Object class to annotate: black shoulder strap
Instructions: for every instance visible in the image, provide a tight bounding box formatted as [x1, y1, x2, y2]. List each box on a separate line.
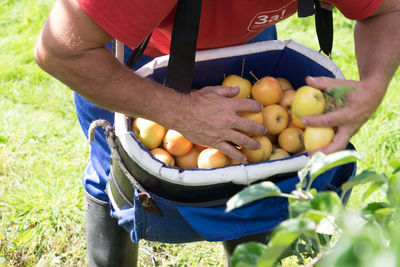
[126, 0, 202, 94]
[164, 0, 202, 93]
[298, 0, 333, 57]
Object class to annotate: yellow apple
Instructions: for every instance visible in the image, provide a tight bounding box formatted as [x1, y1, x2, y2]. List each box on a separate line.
[276, 77, 294, 91]
[269, 148, 291, 160]
[198, 148, 230, 169]
[163, 129, 193, 157]
[251, 76, 283, 106]
[304, 127, 335, 152]
[175, 147, 200, 169]
[262, 104, 289, 135]
[150, 148, 175, 167]
[291, 86, 326, 118]
[278, 127, 304, 154]
[242, 135, 272, 163]
[132, 117, 166, 150]
[279, 89, 296, 108]
[222, 74, 252, 99]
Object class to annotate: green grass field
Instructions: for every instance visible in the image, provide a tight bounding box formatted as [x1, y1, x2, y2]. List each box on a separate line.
[1, 0, 399, 266]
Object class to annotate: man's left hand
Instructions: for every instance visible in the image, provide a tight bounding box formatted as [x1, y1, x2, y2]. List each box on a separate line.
[301, 76, 386, 154]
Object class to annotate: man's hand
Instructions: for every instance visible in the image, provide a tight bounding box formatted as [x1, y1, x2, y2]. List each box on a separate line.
[302, 76, 385, 154]
[176, 86, 266, 162]
[305, 0, 400, 155]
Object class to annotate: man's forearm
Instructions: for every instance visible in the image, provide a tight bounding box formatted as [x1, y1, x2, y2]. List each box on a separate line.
[354, 3, 400, 91]
[34, 0, 187, 129]
[35, 38, 187, 129]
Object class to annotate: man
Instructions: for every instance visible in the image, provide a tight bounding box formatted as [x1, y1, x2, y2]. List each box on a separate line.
[35, 0, 400, 266]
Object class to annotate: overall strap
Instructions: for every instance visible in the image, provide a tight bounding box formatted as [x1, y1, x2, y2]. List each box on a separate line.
[126, 0, 202, 94]
[298, 0, 334, 57]
[165, 0, 202, 93]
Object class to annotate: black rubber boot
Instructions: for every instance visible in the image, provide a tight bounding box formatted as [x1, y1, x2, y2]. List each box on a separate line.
[85, 193, 138, 267]
[222, 231, 271, 267]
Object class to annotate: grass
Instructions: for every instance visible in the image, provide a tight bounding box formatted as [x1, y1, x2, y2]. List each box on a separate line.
[0, 1, 399, 266]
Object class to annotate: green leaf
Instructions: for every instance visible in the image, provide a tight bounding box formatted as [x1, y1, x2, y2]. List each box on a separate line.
[389, 159, 400, 173]
[310, 191, 343, 216]
[289, 200, 312, 218]
[309, 150, 362, 181]
[325, 85, 356, 107]
[341, 170, 388, 192]
[257, 218, 316, 266]
[303, 209, 328, 223]
[257, 231, 299, 267]
[387, 172, 400, 206]
[374, 207, 395, 225]
[362, 182, 386, 201]
[362, 202, 390, 221]
[230, 242, 268, 267]
[225, 181, 282, 213]
[275, 217, 316, 234]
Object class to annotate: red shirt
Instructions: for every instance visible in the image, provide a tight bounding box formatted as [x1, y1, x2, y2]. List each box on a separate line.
[78, 0, 382, 58]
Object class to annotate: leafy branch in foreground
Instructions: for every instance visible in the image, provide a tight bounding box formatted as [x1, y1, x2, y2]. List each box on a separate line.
[226, 150, 400, 267]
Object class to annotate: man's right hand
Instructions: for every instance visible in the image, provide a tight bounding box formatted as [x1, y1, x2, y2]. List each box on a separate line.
[174, 86, 266, 162]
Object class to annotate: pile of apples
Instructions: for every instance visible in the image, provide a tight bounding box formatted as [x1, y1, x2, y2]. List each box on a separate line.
[131, 74, 334, 170]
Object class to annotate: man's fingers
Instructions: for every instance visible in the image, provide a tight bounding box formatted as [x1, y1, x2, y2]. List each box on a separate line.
[227, 130, 262, 150]
[302, 108, 350, 127]
[305, 76, 347, 90]
[202, 85, 241, 98]
[233, 117, 266, 136]
[234, 98, 264, 113]
[216, 141, 248, 162]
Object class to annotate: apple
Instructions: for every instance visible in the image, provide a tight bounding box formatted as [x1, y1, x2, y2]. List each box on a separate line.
[175, 147, 200, 169]
[242, 135, 272, 163]
[304, 127, 335, 152]
[222, 74, 252, 99]
[279, 89, 296, 108]
[150, 148, 175, 167]
[290, 112, 306, 129]
[262, 104, 289, 135]
[291, 86, 326, 118]
[269, 148, 290, 160]
[230, 157, 248, 165]
[197, 148, 230, 169]
[132, 117, 166, 150]
[251, 76, 283, 106]
[276, 77, 294, 91]
[163, 129, 193, 156]
[278, 127, 304, 154]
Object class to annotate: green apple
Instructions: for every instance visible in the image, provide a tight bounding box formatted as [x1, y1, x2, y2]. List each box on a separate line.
[292, 86, 326, 118]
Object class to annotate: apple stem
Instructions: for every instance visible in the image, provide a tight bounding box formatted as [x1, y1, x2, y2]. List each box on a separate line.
[241, 58, 245, 78]
[249, 71, 259, 81]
